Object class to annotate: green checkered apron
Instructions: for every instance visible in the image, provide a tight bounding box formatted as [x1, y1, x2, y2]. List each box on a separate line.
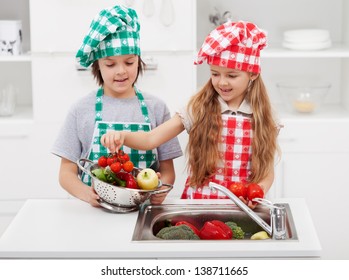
[81, 87, 157, 185]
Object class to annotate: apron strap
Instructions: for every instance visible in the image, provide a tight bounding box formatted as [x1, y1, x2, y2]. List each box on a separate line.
[95, 88, 103, 122]
[134, 87, 151, 124]
[94, 87, 150, 123]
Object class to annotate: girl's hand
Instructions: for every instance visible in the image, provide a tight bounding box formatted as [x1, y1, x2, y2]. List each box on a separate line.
[100, 131, 125, 153]
[239, 196, 258, 210]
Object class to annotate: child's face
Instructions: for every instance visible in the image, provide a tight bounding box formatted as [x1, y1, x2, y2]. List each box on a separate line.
[210, 65, 253, 110]
[98, 55, 139, 97]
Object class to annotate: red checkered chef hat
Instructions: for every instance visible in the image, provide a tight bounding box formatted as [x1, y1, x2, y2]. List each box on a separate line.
[195, 21, 267, 73]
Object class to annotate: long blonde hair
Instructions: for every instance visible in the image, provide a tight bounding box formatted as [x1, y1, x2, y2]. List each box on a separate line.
[186, 75, 279, 186]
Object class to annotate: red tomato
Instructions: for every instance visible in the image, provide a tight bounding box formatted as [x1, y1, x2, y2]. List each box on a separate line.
[97, 156, 108, 168]
[118, 150, 130, 163]
[110, 162, 122, 174]
[122, 161, 134, 172]
[107, 157, 114, 166]
[227, 182, 247, 199]
[107, 154, 118, 166]
[246, 183, 264, 201]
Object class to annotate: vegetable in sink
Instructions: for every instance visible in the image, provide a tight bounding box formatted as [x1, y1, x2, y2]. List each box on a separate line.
[175, 221, 200, 236]
[156, 225, 200, 240]
[155, 219, 248, 240]
[199, 220, 233, 240]
[225, 221, 245, 239]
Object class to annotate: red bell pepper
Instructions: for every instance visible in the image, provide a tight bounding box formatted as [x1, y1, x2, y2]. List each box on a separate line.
[199, 220, 233, 240]
[175, 221, 200, 236]
[117, 172, 139, 189]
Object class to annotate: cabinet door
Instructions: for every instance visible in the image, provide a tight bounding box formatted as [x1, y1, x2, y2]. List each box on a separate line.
[31, 55, 96, 122]
[29, 0, 117, 52]
[30, 0, 195, 52]
[0, 123, 68, 200]
[274, 119, 349, 259]
[136, 53, 195, 113]
[276, 152, 349, 259]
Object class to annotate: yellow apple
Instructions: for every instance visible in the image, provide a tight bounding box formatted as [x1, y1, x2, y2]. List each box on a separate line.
[250, 231, 270, 240]
[136, 168, 159, 190]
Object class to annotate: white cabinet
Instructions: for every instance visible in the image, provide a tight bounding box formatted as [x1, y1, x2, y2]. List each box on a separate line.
[0, 123, 66, 199]
[31, 54, 96, 122]
[275, 120, 349, 259]
[0, 0, 33, 134]
[29, 0, 119, 53]
[30, 0, 195, 52]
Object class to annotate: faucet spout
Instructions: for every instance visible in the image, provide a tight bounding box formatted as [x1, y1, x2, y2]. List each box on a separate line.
[209, 182, 286, 240]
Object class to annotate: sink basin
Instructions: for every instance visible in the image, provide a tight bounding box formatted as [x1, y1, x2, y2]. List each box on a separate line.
[132, 203, 298, 241]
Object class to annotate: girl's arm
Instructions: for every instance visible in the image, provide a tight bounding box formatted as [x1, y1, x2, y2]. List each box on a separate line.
[59, 158, 100, 207]
[257, 167, 275, 195]
[241, 168, 275, 209]
[101, 114, 185, 153]
[150, 159, 176, 205]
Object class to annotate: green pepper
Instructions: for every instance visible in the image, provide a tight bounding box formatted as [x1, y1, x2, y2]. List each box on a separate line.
[103, 168, 126, 187]
[91, 168, 107, 182]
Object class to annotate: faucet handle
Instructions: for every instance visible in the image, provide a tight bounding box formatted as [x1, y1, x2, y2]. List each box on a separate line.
[253, 198, 285, 210]
[252, 198, 273, 206]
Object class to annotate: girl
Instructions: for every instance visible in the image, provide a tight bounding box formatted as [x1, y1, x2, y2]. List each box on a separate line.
[51, 5, 182, 207]
[101, 21, 280, 208]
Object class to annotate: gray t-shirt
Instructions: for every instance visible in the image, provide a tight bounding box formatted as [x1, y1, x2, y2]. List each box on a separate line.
[51, 90, 183, 165]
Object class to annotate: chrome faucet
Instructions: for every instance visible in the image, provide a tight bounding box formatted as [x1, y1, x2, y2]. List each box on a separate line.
[209, 182, 287, 240]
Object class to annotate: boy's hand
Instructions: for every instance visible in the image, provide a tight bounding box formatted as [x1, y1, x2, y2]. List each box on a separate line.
[100, 131, 124, 153]
[86, 187, 100, 207]
[149, 172, 168, 205]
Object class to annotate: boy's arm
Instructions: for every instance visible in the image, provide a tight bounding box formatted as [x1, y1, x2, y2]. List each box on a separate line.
[150, 159, 176, 205]
[59, 158, 100, 207]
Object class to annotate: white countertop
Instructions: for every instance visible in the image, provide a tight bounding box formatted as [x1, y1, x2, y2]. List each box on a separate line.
[0, 198, 321, 259]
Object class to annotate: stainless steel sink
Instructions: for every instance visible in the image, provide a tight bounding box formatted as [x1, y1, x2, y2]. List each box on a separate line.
[132, 203, 298, 241]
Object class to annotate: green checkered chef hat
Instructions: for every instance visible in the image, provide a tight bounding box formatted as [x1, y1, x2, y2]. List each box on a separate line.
[76, 5, 140, 68]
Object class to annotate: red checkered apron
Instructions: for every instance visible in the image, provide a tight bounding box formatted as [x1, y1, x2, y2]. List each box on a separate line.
[181, 114, 253, 199]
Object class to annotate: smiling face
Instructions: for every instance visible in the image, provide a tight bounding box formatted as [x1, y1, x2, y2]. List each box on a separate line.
[98, 54, 139, 98]
[210, 65, 258, 110]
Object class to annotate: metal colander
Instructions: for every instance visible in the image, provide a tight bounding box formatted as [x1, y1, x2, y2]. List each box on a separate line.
[77, 159, 173, 212]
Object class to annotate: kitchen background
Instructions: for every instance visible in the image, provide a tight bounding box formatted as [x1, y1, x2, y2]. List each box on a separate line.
[0, 0, 348, 259]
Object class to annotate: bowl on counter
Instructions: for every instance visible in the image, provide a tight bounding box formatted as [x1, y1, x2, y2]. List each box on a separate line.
[276, 81, 331, 113]
[77, 158, 173, 213]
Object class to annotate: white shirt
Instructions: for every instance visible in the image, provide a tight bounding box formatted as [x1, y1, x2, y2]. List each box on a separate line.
[177, 96, 253, 133]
